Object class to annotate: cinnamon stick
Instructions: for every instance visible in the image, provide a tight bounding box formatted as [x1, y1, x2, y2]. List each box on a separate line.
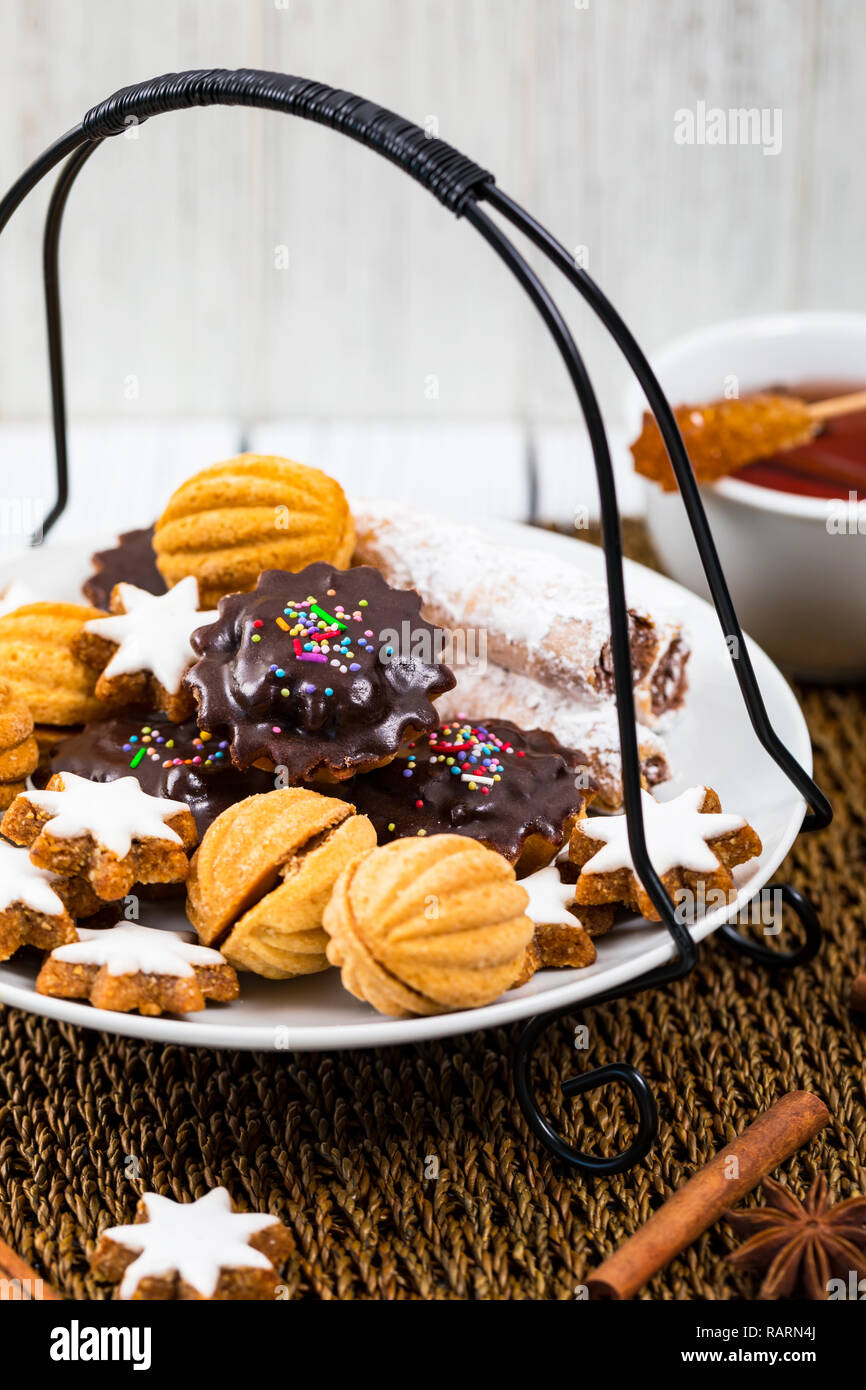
[0, 1234, 60, 1300]
[850, 974, 866, 1014]
[586, 1090, 830, 1300]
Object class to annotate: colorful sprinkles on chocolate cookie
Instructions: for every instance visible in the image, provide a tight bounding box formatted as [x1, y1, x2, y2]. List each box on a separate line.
[335, 716, 595, 874]
[48, 713, 275, 836]
[123, 723, 229, 772]
[428, 721, 513, 792]
[185, 565, 456, 781]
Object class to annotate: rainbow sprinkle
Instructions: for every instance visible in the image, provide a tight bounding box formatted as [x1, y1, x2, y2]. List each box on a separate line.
[265, 589, 373, 703]
[122, 722, 230, 772]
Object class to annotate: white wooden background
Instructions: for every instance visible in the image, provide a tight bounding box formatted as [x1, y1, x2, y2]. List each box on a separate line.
[0, 0, 863, 538]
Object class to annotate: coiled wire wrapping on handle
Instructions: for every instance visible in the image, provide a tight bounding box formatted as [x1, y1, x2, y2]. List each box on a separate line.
[81, 68, 494, 212]
[0, 68, 831, 1173]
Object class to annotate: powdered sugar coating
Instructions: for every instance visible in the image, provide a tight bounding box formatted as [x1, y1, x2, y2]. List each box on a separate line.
[101, 1188, 279, 1299]
[84, 576, 218, 694]
[50, 921, 228, 978]
[23, 772, 187, 857]
[353, 498, 627, 700]
[0, 839, 66, 917]
[576, 786, 747, 877]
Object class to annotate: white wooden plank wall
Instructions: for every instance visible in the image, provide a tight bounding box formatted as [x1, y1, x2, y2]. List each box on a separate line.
[0, 0, 861, 533]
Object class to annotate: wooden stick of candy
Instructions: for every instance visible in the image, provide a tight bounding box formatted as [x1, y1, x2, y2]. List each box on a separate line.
[586, 1090, 830, 1300]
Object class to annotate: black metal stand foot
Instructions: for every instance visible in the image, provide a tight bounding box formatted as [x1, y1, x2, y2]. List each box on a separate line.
[515, 882, 823, 1175]
[719, 881, 822, 970]
[514, 1006, 658, 1175]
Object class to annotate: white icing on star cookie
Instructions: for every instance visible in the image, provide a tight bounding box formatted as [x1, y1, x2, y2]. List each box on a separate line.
[49, 922, 228, 978]
[83, 576, 218, 695]
[0, 839, 66, 917]
[24, 773, 188, 858]
[102, 1188, 280, 1299]
[576, 786, 747, 877]
[521, 864, 580, 927]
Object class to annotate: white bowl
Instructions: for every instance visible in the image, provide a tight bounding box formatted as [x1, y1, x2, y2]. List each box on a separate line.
[623, 312, 866, 680]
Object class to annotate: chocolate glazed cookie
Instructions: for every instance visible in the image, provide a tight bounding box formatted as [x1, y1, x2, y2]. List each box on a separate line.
[185, 565, 456, 781]
[83, 526, 166, 610]
[47, 712, 275, 836]
[330, 717, 596, 876]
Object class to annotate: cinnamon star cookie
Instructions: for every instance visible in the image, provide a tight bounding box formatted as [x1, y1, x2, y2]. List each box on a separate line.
[36, 921, 238, 1016]
[2, 772, 197, 900]
[90, 1189, 293, 1299]
[570, 785, 762, 921]
[74, 577, 218, 722]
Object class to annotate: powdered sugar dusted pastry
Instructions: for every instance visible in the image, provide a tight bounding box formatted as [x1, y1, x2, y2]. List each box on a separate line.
[0, 839, 79, 960]
[437, 661, 669, 812]
[2, 772, 198, 900]
[74, 578, 218, 722]
[36, 922, 239, 1016]
[89, 1188, 293, 1300]
[570, 786, 763, 921]
[352, 499, 689, 721]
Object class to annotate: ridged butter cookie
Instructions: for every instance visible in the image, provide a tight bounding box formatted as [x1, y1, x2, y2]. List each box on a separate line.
[153, 454, 355, 607]
[0, 602, 103, 726]
[323, 835, 534, 1017]
[186, 786, 377, 979]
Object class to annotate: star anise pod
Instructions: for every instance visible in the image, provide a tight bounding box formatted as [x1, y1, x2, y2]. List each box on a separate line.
[726, 1175, 866, 1300]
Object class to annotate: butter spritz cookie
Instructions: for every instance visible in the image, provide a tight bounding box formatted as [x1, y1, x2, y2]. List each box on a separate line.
[0, 678, 39, 810]
[153, 453, 355, 608]
[0, 601, 103, 727]
[323, 835, 534, 1017]
[185, 564, 455, 781]
[36, 921, 239, 1016]
[186, 786, 376, 978]
[73, 577, 218, 722]
[569, 785, 763, 921]
[2, 772, 198, 900]
[89, 1189, 293, 1300]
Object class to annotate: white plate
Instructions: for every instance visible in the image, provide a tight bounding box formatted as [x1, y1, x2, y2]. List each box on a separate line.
[0, 524, 810, 1050]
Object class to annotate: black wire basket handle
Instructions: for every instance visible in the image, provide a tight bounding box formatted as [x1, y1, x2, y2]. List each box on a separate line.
[0, 69, 832, 1176]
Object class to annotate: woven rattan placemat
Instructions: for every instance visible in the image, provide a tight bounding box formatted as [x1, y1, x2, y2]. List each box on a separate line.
[1, 530, 864, 1301]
